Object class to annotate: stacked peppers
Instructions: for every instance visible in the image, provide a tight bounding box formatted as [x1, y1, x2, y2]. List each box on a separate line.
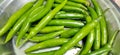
[0, 0, 119, 55]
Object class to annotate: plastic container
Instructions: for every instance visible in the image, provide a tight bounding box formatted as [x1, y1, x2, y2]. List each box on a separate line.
[0, 0, 120, 55]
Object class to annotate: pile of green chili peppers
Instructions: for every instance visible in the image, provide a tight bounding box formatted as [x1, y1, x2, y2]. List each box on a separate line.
[0, 0, 119, 55]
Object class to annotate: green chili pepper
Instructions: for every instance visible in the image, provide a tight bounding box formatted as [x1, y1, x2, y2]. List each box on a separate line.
[39, 26, 64, 33]
[108, 30, 119, 46]
[20, 0, 67, 47]
[80, 16, 95, 55]
[29, 30, 64, 42]
[54, 16, 103, 55]
[0, 1, 35, 37]
[86, 45, 111, 55]
[101, 30, 119, 55]
[53, 4, 89, 15]
[27, 51, 55, 55]
[91, 0, 108, 46]
[5, 5, 44, 43]
[25, 38, 69, 53]
[26, 38, 82, 53]
[48, 19, 85, 28]
[26, 43, 82, 55]
[5, 10, 31, 43]
[16, 0, 54, 46]
[5, 0, 44, 43]
[55, 12, 85, 19]
[60, 28, 80, 38]
[29, 26, 64, 33]
[28, 6, 44, 17]
[88, 7, 101, 50]
[30, 0, 54, 22]
[55, 0, 87, 10]
[32, 0, 44, 9]
[70, 0, 90, 6]
[86, 30, 119, 55]
[56, 11, 66, 14]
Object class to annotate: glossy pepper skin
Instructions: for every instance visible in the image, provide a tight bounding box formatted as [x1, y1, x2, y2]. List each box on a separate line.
[80, 16, 95, 55]
[25, 38, 69, 53]
[5, 3, 44, 43]
[32, 0, 44, 9]
[88, 7, 101, 50]
[53, 4, 89, 15]
[5, 9, 32, 43]
[86, 45, 111, 55]
[55, 0, 87, 10]
[101, 30, 119, 55]
[70, 0, 90, 6]
[55, 12, 85, 19]
[16, 0, 54, 46]
[48, 19, 85, 28]
[0, 1, 35, 37]
[39, 26, 64, 33]
[29, 0, 54, 22]
[29, 26, 64, 33]
[28, 6, 44, 18]
[20, 0, 67, 47]
[26, 38, 82, 54]
[27, 51, 55, 55]
[86, 30, 119, 55]
[91, 0, 108, 47]
[54, 16, 102, 55]
[60, 28, 80, 38]
[29, 30, 64, 42]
